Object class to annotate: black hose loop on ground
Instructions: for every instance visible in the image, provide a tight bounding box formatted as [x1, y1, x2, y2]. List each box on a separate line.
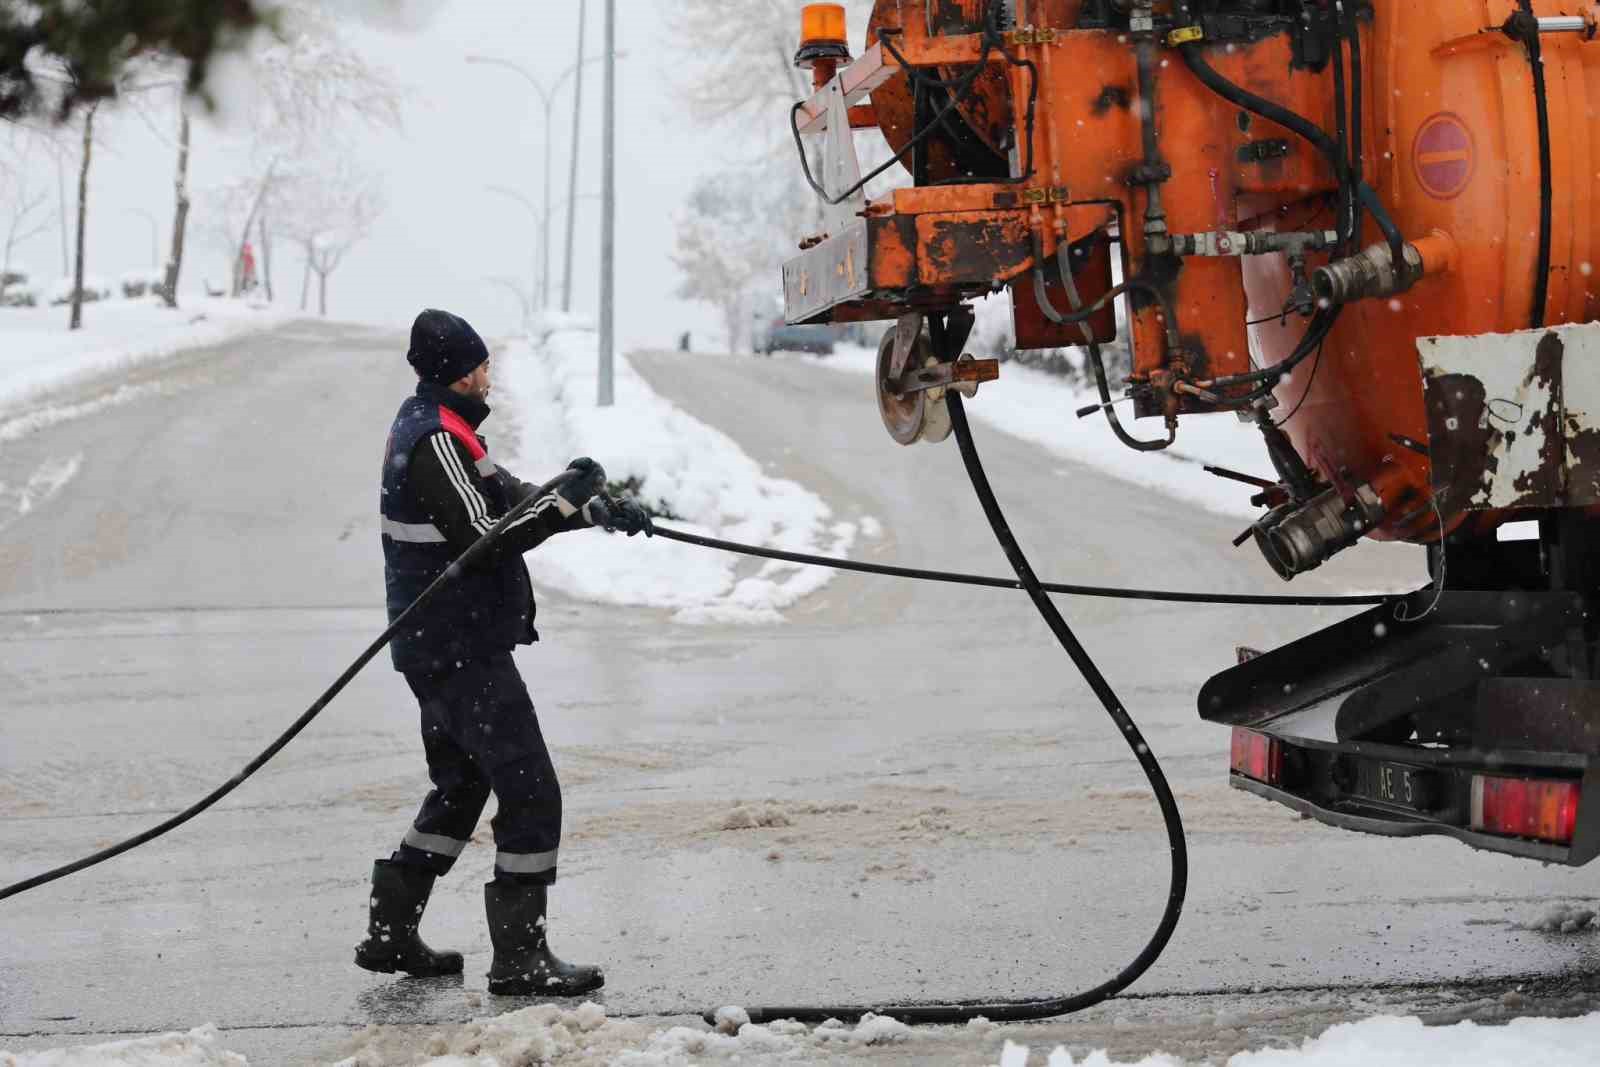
[731, 394, 1188, 1026]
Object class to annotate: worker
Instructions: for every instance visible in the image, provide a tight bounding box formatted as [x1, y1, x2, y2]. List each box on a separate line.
[355, 308, 653, 996]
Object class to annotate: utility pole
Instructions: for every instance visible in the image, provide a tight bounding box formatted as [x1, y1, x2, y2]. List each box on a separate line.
[562, 0, 586, 313]
[598, 0, 616, 407]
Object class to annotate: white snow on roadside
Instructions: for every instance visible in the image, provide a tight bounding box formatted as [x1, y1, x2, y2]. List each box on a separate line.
[795, 342, 1275, 520]
[0, 1025, 248, 1066]
[0, 298, 288, 415]
[0, 453, 81, 531]
[326, 1001, 1600, 1066]
[1518, 902, 1597, 933]
[993, 1013, 1600, 1067]
[495, 324, 853, 624]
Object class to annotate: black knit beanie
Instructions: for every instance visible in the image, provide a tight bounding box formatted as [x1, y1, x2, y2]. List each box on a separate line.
[406, 309, 489, 384]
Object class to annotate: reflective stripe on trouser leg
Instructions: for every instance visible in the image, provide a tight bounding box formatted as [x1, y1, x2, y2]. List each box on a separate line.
[402, 826, 469, 858]
[495, 848, 558, 877]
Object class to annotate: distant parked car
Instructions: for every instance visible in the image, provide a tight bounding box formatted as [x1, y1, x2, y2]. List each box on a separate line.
[756, 318, 837, 356]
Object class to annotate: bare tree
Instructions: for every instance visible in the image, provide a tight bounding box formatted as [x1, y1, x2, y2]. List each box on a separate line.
[223, 2, 400, 298]
[0, 135, 53, 300]
[160, 100, 190, 308]
[68, 102, 96, 330]
[664, 0, 874, 131]
[672, 166, 805, 353]
[278, 160, 385, 317]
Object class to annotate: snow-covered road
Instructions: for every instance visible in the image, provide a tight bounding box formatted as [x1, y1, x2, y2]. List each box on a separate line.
[3, 324, 1599, 1064]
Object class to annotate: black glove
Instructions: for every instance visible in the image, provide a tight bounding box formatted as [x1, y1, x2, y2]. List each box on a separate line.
[559, 457, 606, 508]
[586, 495, 654, 537]
[609, 496, 655, 537]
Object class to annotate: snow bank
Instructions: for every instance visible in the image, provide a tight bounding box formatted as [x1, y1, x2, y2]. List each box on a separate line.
[494, 330, 853, 623]
[0, 298, 288, 415]
[1518, 903, 1596, 933]
[0, 1025, 248, 1066]
[799, 341, 1276, 520]
[336, 1001, 916, 1066]
[993, 1012, 1600, 1067]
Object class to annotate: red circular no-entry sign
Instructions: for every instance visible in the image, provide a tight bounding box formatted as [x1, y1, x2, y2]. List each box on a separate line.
[1412, 112, 1475, 200]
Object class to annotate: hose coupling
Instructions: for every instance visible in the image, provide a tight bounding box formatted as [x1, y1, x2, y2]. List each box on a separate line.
[1312, 232, 1455, 306]
[1253, 483, 1386, 580]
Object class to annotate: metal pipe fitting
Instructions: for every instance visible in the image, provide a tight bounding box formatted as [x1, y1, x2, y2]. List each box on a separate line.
[1312, 241, 1427, 306]
[1254, 484, 1387, 580]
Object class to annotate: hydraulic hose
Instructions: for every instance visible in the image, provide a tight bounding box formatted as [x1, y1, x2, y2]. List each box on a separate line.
[1512, 1, 1554, 329]
[732, 393, 1187, 1025]
[0, 469, 581, 904]
[0, 468, 1398, 908]
[651, 525, 1392, 608]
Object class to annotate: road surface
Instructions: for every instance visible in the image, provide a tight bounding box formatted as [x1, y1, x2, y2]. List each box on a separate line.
[1, 322, 1597, 1064]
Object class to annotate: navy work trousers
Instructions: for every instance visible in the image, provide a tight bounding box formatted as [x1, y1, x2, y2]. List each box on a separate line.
[391, 653, 562, 884]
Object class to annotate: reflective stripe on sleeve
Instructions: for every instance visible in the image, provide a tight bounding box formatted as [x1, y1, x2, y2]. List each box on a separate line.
[382, 518, 448, 544]
[403, 827, 469, 857]
[494, 848, 558, 874]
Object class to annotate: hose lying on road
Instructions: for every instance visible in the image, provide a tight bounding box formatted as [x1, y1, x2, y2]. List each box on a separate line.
[0, 430, 1391, 1022]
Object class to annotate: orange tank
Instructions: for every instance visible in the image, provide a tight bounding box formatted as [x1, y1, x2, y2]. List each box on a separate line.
[783, 0, 1600, 580]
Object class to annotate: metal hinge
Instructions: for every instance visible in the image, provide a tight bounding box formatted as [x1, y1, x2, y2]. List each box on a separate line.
[1020, 186, 1070, 205]
[1005, 27, 1058, 46]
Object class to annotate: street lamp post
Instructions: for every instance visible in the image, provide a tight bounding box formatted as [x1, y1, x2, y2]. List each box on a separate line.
[563, 0, 587, 313]
[599, 0, 615, 407]
[465, 49, 619, 312]
[483, 185, 542, 311]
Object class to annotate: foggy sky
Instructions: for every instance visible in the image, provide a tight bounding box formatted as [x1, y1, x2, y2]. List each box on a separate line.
[5, 2, 760, 348]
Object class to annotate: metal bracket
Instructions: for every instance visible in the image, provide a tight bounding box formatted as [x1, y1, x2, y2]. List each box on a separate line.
[1167, 25, 1205, 46]
[1237, 138, 1291, 163]
[886, 356, 1001, 397]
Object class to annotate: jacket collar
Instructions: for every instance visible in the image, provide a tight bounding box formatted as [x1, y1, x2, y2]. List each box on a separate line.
[416, 380, 490, 430]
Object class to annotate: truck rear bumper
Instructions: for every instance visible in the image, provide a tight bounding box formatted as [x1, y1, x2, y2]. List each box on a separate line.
[1227, 729, 1600, 866]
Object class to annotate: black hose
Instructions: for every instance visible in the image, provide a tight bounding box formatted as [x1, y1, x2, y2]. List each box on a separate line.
[733, 394, 1187, 1025]
[651, 526, 1393, 607]
[1345, 3, 1366, 249]
[0, 470, 581, 904]
[1515, 1, 1554, 329]
[1178, 39, 1403, 265]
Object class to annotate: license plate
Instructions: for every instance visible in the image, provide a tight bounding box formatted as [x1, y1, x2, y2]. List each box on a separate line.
[1350, 760, 1435, 813]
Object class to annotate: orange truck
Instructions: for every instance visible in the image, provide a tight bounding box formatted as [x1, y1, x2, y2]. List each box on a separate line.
[784, 0, 1600, 864]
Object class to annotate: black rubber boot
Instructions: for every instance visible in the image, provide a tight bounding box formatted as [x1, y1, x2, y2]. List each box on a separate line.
[354, 859, 464, 977]
[484, 880, 604, 996]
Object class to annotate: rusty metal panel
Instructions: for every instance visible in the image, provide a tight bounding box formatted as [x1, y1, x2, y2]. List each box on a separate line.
[783, 222, 871, 325]
[914, 211, 1032, 287]
[1419, 322, 1600, 509]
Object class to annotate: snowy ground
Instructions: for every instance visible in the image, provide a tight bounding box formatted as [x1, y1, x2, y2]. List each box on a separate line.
[6, 327, 1598, 1067]
[787, 343, 1280, 521]
[11, 1001, 1600, 1066]
[493, 323, 858, 623]
[0, 297, 288, 416]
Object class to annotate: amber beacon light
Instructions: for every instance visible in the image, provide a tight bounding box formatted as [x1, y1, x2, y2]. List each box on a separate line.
[796, 3, 850, 69]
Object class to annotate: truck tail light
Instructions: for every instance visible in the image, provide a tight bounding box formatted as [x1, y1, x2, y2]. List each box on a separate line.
[1230, 728, 1282, 785]
[1471, 775, 1580, 844]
